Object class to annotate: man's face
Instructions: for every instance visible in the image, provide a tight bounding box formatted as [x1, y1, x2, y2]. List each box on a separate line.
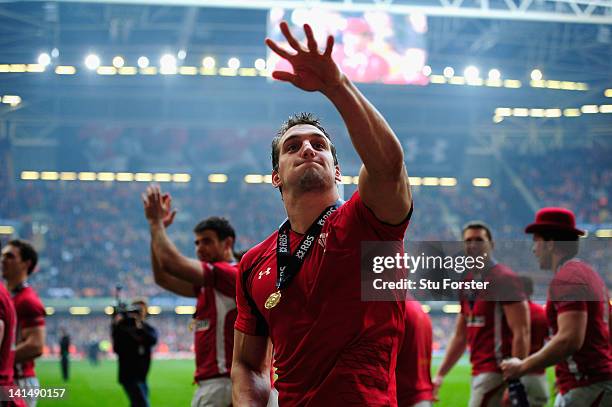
[463, 228, 493, 259]
[273, 124, 340, 195]
[1, 244, 28, 281]
[532, 234, 553, 270]
[194, 230, 227, 263]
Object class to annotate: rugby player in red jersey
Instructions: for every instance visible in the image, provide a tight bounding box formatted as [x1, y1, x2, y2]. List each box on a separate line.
[1, 240, 45, 407]
[232, 21, 413, 406]
[397, 299, 434, 407]
[513, 275, 550, 407]
[502, 207, 612, 406]
[143, 187, 239, 407]
[433, 223, 529, 407]
[1, 246, 26, 407]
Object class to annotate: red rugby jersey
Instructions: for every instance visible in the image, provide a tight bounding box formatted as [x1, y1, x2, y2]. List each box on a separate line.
[396, 300, 434, 406]
[12, 285, 45, 379]
[528, 301, 549, 375]
[460, 264, 524, 376]
[546, 258, 612, 394]
[193, 261, 238, 382]
[0, 284, 17, 386]
[236, 192, 411, 406]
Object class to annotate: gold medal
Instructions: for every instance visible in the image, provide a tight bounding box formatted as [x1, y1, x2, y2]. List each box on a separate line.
[265, 290, 282, 309]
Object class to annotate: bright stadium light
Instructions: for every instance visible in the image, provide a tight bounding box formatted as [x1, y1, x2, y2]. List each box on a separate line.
[160, 54, 177, 74]
[530, 69, 543, 81]
[228, 57, 240, 70]
[202, 56, 215, 69]
[51, 48, 59, 58]
[178, 49, 187, 60]
[85, 54, 101, 70]
[488, 69, 501, 80]
[422, 65, 432, 76]
[38, 53, 51, 67]
[254, 58, 266, 70]
[160, 54, 176, 66]
[160, 54, 177, 68]
[137, 56, 149, 68]
[443, 66, 454, 78]
[112, 56, 125, 68]
[464, 66, 479, 80]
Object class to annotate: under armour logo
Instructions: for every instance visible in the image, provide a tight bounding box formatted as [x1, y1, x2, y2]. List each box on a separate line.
[258, 267, 271, 279]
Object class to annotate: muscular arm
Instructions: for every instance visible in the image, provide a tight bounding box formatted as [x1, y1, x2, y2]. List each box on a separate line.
[503, 301, 530, 359]
[327, 77, 412, 225]
[436, 313, 468, 379]
[266, 22, 411, 224]
[519, 310, 586, 375]
[150, 241, 196, 297]
[149, 221, 203, 287]
[15, 325, 45, 362]
[232, 330, 272, 406]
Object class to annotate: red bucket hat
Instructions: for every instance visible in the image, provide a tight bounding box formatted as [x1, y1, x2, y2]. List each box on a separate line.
[525, 207, 584, 236]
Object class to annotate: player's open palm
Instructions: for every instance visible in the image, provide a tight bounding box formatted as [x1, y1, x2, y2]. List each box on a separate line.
[266, 21, 342, 93]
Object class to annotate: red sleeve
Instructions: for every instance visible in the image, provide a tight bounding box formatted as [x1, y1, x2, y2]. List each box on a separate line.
[554, 300, 587, 314]
[234, 253, 268, 337]
[550, 264, 589, 314]
[17, 296, 45, 329]
[339, 191, 412, 241]
[210, 262, 238, 298]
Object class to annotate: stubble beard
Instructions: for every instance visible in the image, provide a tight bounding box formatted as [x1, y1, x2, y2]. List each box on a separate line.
[296, 167, 334, 194]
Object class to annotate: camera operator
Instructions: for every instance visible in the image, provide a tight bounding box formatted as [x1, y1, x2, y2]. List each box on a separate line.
[111, 298, 157, 407]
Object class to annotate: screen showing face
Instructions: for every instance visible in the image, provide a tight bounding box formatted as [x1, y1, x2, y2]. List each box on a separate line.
[267, 7, 429, 85]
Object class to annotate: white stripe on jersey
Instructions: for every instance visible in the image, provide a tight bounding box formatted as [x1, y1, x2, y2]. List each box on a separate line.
[213, 289, 235, 375]
[494, 302, 503, 365]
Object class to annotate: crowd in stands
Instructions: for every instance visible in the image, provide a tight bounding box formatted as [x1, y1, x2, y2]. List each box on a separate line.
[505, 147, 611, 226]
[1, 127, 610, 354]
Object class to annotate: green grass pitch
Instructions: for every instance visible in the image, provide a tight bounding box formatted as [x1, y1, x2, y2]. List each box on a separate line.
[35, 357, 555, 406]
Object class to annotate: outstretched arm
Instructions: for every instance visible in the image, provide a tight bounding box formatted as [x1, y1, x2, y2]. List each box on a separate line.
[266, 22, 411, 224]
[143, 184, 204, 288]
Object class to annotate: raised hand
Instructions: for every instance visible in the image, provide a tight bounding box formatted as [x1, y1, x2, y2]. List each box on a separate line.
[266, 21, 343, 94]
[142, 184, 176, 227]
[161, 193, 177, 228]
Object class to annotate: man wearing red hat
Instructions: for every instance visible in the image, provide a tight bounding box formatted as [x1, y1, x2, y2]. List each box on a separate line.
[501, 207, 612, 406]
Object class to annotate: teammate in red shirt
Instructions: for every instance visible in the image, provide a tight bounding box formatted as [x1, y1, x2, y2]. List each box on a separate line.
[143, 188, 239, 407]
[433, 223, 529, 407]
[397, 299, 434, 407]
[232, 21, 413, 406]
[513, 276, 550, 407]
[502, 207, 612, 406]
[1, 240, 45, 407]
[0, 277, 26, 407]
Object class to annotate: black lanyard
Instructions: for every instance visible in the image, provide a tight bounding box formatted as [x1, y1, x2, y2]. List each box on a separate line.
[276, 200, 342, 290]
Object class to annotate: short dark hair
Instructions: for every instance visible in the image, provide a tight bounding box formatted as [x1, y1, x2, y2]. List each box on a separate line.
[8, 239, 38, 275]
[271, 112, 338, 171]
[462, 221, 493, 242]
[519, 275, 534, 298]
[193, 217, 236, 248]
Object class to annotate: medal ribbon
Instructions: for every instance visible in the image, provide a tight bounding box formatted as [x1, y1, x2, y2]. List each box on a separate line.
[275, 200, 342, 291]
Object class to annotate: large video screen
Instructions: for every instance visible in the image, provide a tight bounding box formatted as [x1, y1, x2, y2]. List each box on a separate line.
[267, 7, 428, 85]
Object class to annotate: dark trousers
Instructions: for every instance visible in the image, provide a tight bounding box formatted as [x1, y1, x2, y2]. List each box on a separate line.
[120, 379, 150, 407]
[60, 356, 69, 381]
